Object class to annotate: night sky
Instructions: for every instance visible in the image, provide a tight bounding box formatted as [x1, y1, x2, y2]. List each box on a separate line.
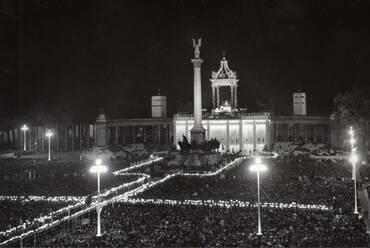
[1, 0, 370, 123]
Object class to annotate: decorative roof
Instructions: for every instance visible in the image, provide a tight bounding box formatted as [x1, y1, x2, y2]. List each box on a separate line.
[211, 55, 237, 80]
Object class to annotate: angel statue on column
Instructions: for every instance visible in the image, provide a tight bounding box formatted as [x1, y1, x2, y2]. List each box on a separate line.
[192, 38, 202, 58]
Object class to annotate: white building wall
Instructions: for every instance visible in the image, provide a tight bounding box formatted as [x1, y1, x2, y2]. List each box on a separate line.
[209, 121, 227, 152]
[229, 124, 240, 153]
[242, 122, 254, 154]
[256, 123, 266, 151]
[175, 121, 186, 149]
[174, 115, 269, 154]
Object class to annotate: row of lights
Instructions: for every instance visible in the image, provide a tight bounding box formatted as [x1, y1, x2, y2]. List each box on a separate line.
[21, 124, 53, 161]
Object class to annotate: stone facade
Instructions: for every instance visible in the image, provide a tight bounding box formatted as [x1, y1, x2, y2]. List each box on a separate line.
[106, 118, 172, 146]
[270, 116, 331, 144]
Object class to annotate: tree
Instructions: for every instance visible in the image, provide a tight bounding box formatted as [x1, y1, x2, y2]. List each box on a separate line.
[333, 87, 370, 150]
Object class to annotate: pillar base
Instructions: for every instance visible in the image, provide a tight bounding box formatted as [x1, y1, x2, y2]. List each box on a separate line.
[184, 152, 202, 167]
[190, 127, 206, 144]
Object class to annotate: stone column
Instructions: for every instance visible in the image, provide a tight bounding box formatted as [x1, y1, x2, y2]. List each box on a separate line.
[115, 126, 119, 144]
[212, 86, 216, 109]
[207, 121, 210, 140]
[216, 87, 220, 108]
[230, 86, 234, 108]
[122, 126, 126, 144]
[95, 114, 107, 147]
[234, 86, 238, 108]
[157, 125, 161, 144]
[253, 120, 256, 153]
[190, 58, 205, 144]
[239, 120, 243, 153]
[226, 120, 230, 152]
[265, 121, 269, 148]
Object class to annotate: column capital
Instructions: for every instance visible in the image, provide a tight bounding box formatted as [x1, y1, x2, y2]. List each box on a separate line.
[191, 58, 203, 68]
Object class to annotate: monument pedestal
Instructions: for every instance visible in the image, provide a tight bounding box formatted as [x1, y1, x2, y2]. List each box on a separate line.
[174, 151, 222, 169]
[184, 151, 202, 167]
[190, 127, 206, 144]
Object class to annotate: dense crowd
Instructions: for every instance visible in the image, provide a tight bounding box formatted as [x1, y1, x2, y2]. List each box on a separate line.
[0, 157, 148, 243]
[0, 201, 67, 233]
[0, 158, 142, 196]
[2, 155, 370, 247]
[137, 157, 355, 212]
[35, 203, 369, 247]
[0, 174, 140, 196]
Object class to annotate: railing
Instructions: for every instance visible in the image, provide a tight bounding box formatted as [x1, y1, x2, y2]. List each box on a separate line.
[240, 112, 270, 117]
[174, 112, 271, 119]
[173, 113, 194, 118]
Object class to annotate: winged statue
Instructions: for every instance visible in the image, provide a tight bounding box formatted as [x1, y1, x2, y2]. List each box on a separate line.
[192, 38, 202, 58]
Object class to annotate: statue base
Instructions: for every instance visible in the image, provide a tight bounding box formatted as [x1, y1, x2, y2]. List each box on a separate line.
[190, 127, 206, 144]
[184, 151, 202, 167]
[170, 151, 222, 169]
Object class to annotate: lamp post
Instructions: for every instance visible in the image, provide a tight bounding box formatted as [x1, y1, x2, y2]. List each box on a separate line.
[21, 124, 29, 151]
[46, 129, 53, 161]
[349, 127, 355, 180]
[349, 127, 359, 214]
[249, 157, 267, 235]
[90, 158, 108, 237]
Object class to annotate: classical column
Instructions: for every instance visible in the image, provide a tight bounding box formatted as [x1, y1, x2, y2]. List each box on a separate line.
[157, 125, 161, 144]
[216, 87, 220, 108]
[115, 126, 119, 144]
[207, 121, 210, 140]
[253, 120, 256, 153]
[95, 113, 107, 147]
[234, 86, 238, 108]
[226, 120, 230, 152]
[212, 86, 216, 109]
[190, 57, 205, 144]
[56, 124, 59, 152]
[230, 86, 234, 108]
[239, 120, 243, 153]
[122, 126, 126, 144]
[265, 121, 269, 148]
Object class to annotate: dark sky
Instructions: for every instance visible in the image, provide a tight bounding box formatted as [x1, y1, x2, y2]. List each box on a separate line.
[1, 0, 370, 123]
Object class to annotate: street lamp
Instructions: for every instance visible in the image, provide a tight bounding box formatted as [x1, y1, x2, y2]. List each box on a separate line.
[90, 158, 108, 237]
[349, 127, 356, 180]
[349, 127, 359, 214]
[249, 157, 267, 235]
[21, 124, 29, 151]
[46, 129, 53, 161]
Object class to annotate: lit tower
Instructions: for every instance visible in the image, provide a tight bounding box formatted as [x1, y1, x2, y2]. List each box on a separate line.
[293, 89, 307, 116]
[190, 38, 206, 144]
[210, 52, 239, 112]
[151, 89, 167, 118]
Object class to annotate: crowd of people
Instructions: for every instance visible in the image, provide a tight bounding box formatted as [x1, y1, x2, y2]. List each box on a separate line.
[1, 154, 370, 247]
[0, 201, 66, 233]
[0, 172, 139, 196]
[34, 203, 369, 247]
[137, 156, 355, 212]
[0, 158, 141, 196]
[0, 157, 147, 242]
